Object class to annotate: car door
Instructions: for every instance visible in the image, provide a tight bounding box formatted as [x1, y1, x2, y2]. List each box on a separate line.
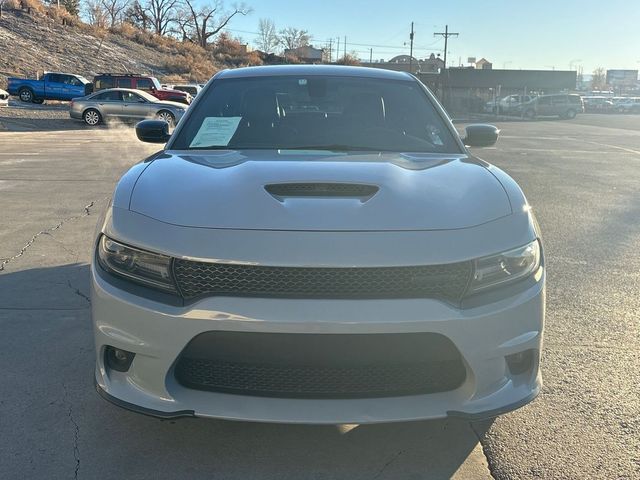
[121, 91, 151, 119]
[93, 91, 124, 119]
[45, 74, 65, 100]
[551, 95, 568, 116]
[536, 96, 553, 116]
[60, 75, 87, 100]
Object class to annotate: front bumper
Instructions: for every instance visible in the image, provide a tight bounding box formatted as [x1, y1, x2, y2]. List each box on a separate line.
[92, 261, 544, 424]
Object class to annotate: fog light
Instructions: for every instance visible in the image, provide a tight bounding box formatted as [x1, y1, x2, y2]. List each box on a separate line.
[105, 346, 135, 372]
[505, 349, 535, 375]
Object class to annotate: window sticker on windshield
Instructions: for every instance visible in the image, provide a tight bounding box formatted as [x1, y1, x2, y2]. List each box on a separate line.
[189, 117, 242, 148]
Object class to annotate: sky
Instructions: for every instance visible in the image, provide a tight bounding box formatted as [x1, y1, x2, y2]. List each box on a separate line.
[224, 0, 640, 74]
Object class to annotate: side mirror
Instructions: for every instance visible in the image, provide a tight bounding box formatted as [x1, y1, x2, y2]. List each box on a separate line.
[136, 120, 171, 144]
[463, 124, 500, 147]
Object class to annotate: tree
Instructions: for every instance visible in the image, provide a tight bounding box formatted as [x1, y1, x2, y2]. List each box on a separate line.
[147, 0, 179, 35]
[278, 27, 309, 51]
[124, 0, 150, 30]
[336, 52, 360, 66]
[61, 0, 80, 16]
[42, 0, 80, 16]
[256, 18, 278, 53]
[591, 67, 607, 90]
[182, 0, 250, 48]
[85, 0, 109, 27]
[100, 0, 130, 27]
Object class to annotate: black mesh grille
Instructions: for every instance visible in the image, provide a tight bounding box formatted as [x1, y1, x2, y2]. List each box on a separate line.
[173, 260, 472, 300]
[174, 332, 467, 398]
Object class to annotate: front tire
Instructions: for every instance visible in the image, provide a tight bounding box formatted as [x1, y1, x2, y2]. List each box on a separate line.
[156, 110, 175, 127]
[83, 108, 101, 126]
[565, 109, 577, 119]
[19, 88, 34, 103]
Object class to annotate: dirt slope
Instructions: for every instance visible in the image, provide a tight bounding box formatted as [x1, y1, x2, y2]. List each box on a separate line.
[0, 9, 177, 86]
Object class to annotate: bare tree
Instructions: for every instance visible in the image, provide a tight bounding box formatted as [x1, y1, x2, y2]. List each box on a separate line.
[100, 0, 130, 27]
[147, 0, 179, 35]
[182, 0, 250, 48]
[124, 0, 150, 30]
[278, 27, 309, 51]
[85, 0, 109, 27]
[256, 18, 278, 52]
[591, 67, 607, 91]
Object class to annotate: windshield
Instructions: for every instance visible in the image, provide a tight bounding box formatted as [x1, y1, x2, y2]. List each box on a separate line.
[151, 77, 162, 89]
[171, 75, 461, 153]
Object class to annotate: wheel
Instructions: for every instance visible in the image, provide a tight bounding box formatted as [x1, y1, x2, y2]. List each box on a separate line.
[156, 110, 175, 126]
[565, 109, 577, 119]
[83, 108, 101, 126]
[32, 98, 44, 105]
[18, 88, 34, 103]
[523, 109, 536, 120]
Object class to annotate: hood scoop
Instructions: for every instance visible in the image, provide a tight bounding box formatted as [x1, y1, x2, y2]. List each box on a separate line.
[265, 183, 379, 202]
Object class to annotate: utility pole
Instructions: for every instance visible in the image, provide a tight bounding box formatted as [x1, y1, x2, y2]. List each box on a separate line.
[408, 22, 415, 73]
[434, 25, 459, 70]
[328, 38, 333, 63]
[370, 48, 373, 64]
[344, 36, 347, 58]
[336, 37, 340, 61]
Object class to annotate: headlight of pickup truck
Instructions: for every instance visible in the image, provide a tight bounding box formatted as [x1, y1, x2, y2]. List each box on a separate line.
[97, 235, 177, 293]
[467, 240, 541, 293]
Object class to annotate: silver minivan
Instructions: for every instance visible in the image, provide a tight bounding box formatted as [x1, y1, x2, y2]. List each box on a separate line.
[518, 94, 584, 119]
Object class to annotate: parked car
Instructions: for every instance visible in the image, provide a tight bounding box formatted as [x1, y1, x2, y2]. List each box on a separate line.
[92, 65, 544, 423]
[615, 97, 640, 113]
[93, 74, 192, 105]
[582, 96, 614, 112]
[7, 72, 92, 104]
[69, 88, 187, 126]
[170, 84, 202, 97]
[0, 88, 8, 107]
[484, 94, 535, 114]
[518, 93, 584, 119]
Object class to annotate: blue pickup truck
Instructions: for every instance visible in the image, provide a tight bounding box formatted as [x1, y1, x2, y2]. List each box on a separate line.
[7, 72, 92, 104]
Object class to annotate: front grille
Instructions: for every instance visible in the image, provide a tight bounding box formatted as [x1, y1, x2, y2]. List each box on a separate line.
[175, 332, 467, 398]
[173, 260, 472, 300]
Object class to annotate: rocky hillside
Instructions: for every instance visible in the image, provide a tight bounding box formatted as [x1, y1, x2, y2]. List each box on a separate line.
[0, 7, 220, 87]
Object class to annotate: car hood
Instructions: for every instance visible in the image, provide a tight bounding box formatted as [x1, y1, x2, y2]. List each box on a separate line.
[159, 88, 188, 96]
[154, 100, 187, 109]
[128, 150, 512, 231]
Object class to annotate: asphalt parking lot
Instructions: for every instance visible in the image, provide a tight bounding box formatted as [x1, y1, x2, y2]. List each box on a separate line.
[1, 113, 639, 479]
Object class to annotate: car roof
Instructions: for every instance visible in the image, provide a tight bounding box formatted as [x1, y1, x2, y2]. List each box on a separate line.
[215, 64, 415, 81]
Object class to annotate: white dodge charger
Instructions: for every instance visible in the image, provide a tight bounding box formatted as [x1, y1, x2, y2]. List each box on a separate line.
[91, 65, 544, 423]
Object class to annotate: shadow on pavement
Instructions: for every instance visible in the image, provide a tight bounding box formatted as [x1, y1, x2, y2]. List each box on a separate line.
[0, 263, 492, 479]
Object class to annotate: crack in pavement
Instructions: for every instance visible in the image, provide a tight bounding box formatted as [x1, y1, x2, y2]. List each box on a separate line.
[0, 201, 94, 272]
[372, 450, 404, 479]
[67, 280, 91, 304]
[470, 422, 497, 479]
[62, 383, 81, 480]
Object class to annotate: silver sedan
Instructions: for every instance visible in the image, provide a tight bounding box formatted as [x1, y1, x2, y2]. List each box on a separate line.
[70, 88, 187, 126]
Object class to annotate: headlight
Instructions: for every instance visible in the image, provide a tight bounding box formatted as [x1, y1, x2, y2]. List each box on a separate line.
[467, 240, 541, 294]
[97, 236, 177, 293]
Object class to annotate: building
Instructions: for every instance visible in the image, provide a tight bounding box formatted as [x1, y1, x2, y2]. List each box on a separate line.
[419, 68, 577, 114]
[283, 45, 328, 63]
[361, 53, 444, 74]
[475, 58, 493, 70]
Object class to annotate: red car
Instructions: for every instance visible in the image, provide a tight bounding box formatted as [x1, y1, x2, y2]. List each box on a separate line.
[92, 74, 192, 105]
